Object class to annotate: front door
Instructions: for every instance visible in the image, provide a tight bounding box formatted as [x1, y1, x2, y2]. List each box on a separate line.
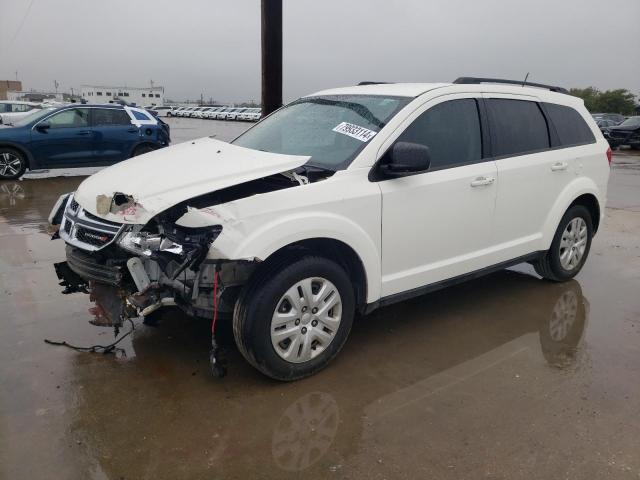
[30, 107, 94, 168]
[378, 96, 498, 297]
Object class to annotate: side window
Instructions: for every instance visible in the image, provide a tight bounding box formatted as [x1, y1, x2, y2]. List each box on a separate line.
[0, 104, 8, 113]
[543, 103, 595, 147]
[394, 98, 482, 170]
[92, 109, 131, 126]
[487, 99, 550, 157]
[131, 110, 151, 121]
[46, 108, 90, 128]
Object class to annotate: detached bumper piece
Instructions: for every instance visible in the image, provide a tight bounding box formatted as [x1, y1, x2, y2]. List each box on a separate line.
[65, 245, 125, 286]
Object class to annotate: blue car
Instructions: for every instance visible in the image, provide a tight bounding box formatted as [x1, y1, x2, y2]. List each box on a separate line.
[0, 104, 170, 179]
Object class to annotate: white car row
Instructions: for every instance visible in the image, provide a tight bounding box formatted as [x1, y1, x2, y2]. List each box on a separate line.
[164, 106, 262, 121]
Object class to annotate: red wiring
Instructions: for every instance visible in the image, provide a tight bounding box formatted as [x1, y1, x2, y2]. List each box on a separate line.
[212, 270, 219, 334]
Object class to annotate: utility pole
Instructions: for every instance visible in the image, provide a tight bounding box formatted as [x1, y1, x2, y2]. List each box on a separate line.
[261, 0, 282, 116]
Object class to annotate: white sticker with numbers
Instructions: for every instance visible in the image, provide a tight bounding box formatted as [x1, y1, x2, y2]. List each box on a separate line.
[332, 122, 378, 142]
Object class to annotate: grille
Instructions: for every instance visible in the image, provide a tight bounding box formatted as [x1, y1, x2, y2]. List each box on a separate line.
[76, 227, 115, 247]
[59, 196, 124, 252]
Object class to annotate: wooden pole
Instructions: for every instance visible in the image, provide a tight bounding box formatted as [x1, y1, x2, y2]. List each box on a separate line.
[261, 0, 283, 116]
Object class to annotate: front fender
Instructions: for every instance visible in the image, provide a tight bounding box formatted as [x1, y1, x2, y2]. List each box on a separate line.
[178, 204, 382, 303]
[540, 176, 604, 249]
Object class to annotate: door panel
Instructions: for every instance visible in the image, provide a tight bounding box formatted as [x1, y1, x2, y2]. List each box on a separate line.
[484, 94, 571, 259]
[29, 108, 94, 167]
[91, 108, 139, 164]
[378, 95, 497, 297]
[379, 162, 498, 297]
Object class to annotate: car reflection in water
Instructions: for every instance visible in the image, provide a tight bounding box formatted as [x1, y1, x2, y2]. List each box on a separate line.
[70, 271, 588, 477]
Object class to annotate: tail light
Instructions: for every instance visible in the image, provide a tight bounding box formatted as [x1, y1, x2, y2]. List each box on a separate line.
[606, 147, 612, 167]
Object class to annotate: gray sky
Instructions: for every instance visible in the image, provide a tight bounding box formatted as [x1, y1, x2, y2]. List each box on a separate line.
[1, 0, 638, 103]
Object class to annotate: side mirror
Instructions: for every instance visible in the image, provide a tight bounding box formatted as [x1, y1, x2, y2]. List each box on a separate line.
[36, 122, 51, 132]
[380, 141, 431, 177]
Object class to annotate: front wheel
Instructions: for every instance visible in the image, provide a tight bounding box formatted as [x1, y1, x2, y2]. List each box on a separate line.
[233, 255, 355, 381]
[0, 148, 27, 180]
[534, 205, 593, 281]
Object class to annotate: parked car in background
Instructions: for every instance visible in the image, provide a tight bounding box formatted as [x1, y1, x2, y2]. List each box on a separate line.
[224, 107, 247, 121]
[148, 106, 174, 117]
[49, 78, 609, 380]
[0, 104, 170, 179]
[0, 101, 42, 125]
[238, 108, 262, 121]
[203, 107, 224, 119]
[213, 107, 235, 120]
[166, 106, 185, 117]
[176, 107, 196, 117]
[592, 113, 625, 125]
[606, 116, 640, 149]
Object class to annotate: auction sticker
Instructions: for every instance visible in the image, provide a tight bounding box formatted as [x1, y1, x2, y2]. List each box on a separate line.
[332, 122, 378, 142]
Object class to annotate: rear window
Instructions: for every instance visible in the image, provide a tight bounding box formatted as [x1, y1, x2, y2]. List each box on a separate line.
[487, 99, 550, 157]
[544, 103, 595, 147]
[93, 108, 131, 126]
[132, 110, 152, 121]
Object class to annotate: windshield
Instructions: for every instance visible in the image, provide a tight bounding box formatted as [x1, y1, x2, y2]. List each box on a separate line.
[11, 108, 56, 127]
[232, 95, 410, 170]
[619, 116, 640, 127]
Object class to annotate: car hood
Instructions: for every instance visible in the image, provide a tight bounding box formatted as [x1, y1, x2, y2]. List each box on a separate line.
[74, 137, 309, 225]
[609, 124, 640, 132]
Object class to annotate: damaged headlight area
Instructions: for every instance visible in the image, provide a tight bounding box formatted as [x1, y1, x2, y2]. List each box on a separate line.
[118, 222, 222, 285]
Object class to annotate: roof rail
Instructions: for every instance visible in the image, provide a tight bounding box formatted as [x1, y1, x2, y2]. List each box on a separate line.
[453, 77, 569, 94]
[358, 81, 394, 86]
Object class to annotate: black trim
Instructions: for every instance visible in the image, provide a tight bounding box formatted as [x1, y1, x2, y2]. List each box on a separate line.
[453, 77, 569, 94]
[364, 251, 544, 314]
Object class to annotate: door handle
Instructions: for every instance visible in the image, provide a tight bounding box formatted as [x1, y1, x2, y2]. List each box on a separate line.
[470, 176, 495, 187]
[127, 128, 139, 133]
[551, 162, 568, 172]
[76, 130, 91, 136]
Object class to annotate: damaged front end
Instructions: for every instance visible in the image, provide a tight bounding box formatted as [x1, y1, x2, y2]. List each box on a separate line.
[50, 192, 258, 324]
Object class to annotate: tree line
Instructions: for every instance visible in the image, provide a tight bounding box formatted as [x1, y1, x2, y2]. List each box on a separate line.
[569, 87, 638, 115]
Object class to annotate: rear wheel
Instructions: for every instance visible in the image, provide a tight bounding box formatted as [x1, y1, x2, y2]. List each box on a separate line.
[233, 254, 355, 381]
[534, 205, 593, 281]
[0, 148, 27, 180]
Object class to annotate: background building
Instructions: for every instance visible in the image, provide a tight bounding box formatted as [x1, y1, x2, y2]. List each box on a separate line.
[0, 80, 22, 100]
[80, 85, 164, 106]
[6, 90, 78, 102]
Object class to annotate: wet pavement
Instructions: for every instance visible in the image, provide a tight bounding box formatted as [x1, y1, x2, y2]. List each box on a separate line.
[1, 133, 639, 479]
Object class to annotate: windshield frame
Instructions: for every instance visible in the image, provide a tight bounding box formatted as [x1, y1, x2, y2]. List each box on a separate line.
[231, 94, 412, 171]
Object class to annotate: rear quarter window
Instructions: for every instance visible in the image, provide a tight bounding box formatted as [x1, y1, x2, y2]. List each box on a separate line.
[543, 103, 596, 147]
[487, 99, 550, 157]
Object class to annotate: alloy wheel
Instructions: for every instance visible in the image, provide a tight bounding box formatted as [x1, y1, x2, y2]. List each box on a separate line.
[0, 152, 23, 178]
[559, 217, 588, 271]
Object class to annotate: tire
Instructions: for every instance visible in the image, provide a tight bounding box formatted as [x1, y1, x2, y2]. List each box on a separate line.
[0, 148, 27, 180]
[233, 254, 355, 381]
[534, 205, 593, 281]
[132, 144, 156, 157]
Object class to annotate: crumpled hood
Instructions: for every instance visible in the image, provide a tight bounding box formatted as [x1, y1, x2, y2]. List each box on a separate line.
[74, 137, 309, 224]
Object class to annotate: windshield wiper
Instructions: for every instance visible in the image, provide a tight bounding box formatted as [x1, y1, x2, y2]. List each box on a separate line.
[305, 98, 385, 129]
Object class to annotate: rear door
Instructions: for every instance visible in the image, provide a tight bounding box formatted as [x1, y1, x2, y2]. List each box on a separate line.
[91, 108, 139, 164]
[378, 95, 498, 297]
[484, 94, 569, 260]
[30, 107, 94, 167]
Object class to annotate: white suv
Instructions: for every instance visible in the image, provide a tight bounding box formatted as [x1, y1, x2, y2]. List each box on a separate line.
[49, 78, 610, 380]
